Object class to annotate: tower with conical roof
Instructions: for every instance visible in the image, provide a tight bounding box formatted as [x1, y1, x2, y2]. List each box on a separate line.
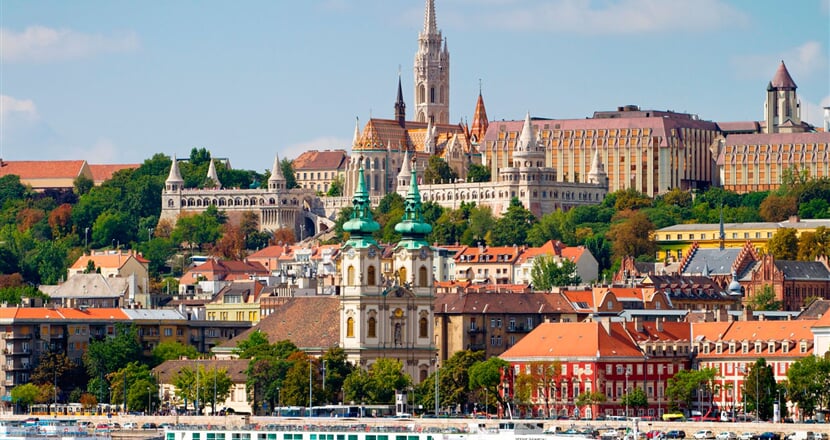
[414, 0, 449, 124]
[469, 87, 489, 143]
[764, 60, 801, 133]
[205, 158, 221, 189]
[587, 148, 608, 188]
[268, 154, 286, 192]
[161, 154, 185, 215]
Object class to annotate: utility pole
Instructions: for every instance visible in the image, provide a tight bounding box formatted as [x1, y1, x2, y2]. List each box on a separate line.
[308, 358, 313, 412]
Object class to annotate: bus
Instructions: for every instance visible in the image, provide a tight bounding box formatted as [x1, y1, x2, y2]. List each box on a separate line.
[662, 413, 686, 422]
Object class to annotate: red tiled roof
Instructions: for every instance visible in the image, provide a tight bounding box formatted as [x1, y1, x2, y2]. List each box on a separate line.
[70, 252, 148, 270]
[223, 297, 340, 350]
[434, 291, 575, 315]
[501, 321, 643, 359]
[0, 160, 86, 179]
[456, 246, 522, 263]
[292, 150, 349, 171]
[88, 164, 140, 183]
[717, 121, 761, 132]
[0, 307, 129, 320]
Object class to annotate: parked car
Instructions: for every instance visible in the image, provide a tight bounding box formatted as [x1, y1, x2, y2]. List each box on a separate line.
[739, 434, 755, 440]
[647, 431, 665, 440]
[122, 422, 138, 430]
[141, 422, 158, 430]
[694, 431, 716, 440]
[717, 432, 738, 440]
[753, 433, 781, 440]
[666, 431, 687, 439]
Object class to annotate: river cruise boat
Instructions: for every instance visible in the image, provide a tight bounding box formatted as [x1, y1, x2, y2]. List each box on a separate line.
[0, 419, 111, 440]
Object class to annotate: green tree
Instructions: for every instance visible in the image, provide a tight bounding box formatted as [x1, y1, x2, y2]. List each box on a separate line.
[137, 237, 176, 277]
[621, 387, 648, 414]
[490, 198, 536, 246]
[281, 352, 324, 407]
[530, 255, 582, 290]
[152, 341, 200, 365]
[760, 194, 798, 222]
[575, 390, 607, 412]
[797, 227, 830, 261]
[613, 188, 653, 211]
[660, 188, 693, 209]
[467, 163, 491, 182]
[786, 354, 830, 420]
[799, 198, 830, 219]
[108, 361, 158, 413]
[748, 285, 782, 311]
[281, 158, 297, 189]
[22, 239, 69, 285]
[84, 323, 144, 380]
[343, 358, 411, 405]
[0, 284, 49, 305]
[91, 210, 133, 248]
[30, 351, 80, 402]
[743, 358, 777, 420]
[171, 206, 225, 250]
[767, 228, 799, 260]
[468, 357, 510, 413]
[463, 204, 496, 246]
[343, 367, 372, 405]
[423, 156, 458, 184]
[607, 210, 657, 260]
[0, 175, 28, 206]
[326, 176, 344, 197]
[321, 346, 353, 405]
[10, 383, 41, 412]
[665, 367, 716, 412]
[434, 350, 484, 413]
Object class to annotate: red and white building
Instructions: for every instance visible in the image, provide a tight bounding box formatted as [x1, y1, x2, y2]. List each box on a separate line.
[500, 319, 692, 419]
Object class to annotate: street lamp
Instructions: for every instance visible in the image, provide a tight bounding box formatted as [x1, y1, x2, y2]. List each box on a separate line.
[308, 358, 313, 412]
[625, 366, 631, 418]
[147, 386, 151, 415]
[277, 387, 281, 417]
[84, 227, 89, 248]
[434, 356, 440, 416]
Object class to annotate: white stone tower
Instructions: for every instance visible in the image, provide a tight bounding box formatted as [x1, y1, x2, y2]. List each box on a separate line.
[414, 0, 449, 124]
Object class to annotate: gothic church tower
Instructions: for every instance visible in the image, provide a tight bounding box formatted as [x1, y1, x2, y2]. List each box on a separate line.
[764, 61, 801, 133]
[414, 0, 449, 125]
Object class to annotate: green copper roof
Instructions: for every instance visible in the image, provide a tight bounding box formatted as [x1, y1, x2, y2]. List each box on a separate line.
[395, 168, 432, 249]
[344, 166, 379, 248]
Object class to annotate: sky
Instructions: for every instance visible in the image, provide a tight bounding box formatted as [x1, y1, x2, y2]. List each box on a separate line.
[1, 0, 829, 172]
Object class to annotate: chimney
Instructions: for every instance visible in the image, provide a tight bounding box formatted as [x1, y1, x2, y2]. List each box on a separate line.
[599, 317, 611, 335]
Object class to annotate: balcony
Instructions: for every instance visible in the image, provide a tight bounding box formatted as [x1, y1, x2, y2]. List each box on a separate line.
[469, 343, 487, 352]
[506, 325, 531, 333]
[2, 348, 31, 356]
[467, 327, 486, 335]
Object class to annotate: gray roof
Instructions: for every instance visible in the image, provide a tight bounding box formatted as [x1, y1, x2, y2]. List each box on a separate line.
[682, 248, 742, 276]
[774, 261, 830, 281]
[40, 273, 127, 298]
[658, 218, 830, 233]
[121, 308, 187, 320]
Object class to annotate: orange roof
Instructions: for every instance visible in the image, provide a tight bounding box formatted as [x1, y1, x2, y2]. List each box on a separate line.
[70, 252, 147, 270]
[456, 245, 522, 263]
[501, 321, 643, 360]
[560, 246, 586, 261]
[515, 240, 558, 264]
[0, 160, 86, 179]
[690, 321, 733, 341]
[562, 290, 596, 310]
[88, 164, 140, 183]
[721, 320, 814, 343]
[0, 307, 129, 320]
[813, 309, 830, 327]
[625, 320, 692, 343]
[248, 245, 289, 259]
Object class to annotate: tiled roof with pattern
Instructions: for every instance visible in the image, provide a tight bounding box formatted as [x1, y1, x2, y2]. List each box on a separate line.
[223, 297, 340, 350]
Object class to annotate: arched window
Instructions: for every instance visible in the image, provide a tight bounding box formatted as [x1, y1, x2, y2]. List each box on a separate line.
[346, 317, 354, 338]
[368, 266, 376, 286]
[367, 317, 377, 338]
[419, 317, 428, 338]
[419, 266, 428, 287]
[347, 266, 355, 286]
[398, 267, 407, 285]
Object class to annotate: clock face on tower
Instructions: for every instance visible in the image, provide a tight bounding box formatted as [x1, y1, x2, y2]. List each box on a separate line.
[419, 248, 428, 259]
[368, 247, 377, 258]
[347, 248, 355, 258]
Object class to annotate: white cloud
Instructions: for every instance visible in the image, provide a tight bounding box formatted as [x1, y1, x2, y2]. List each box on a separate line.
[0, 26, 139, 63]
[731, 41, 829, 81]
[64, 138, 119, 163]
[801, 95, 830, 129]
[440, 0, 748, 34]
[0, 95, 38, 122]
[281, 136, 352, 161]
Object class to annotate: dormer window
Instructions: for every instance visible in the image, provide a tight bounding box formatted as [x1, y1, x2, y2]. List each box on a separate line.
[800, 342, 808, 353]
[755, 342, 762, 352]
[716, 343, 723, 354]
[742, 343, 749, 353]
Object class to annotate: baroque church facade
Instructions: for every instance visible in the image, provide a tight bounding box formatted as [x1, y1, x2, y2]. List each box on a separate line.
[339, 165, 436, 381]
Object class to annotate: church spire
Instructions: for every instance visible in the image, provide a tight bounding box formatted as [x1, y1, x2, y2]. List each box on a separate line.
[587, 148, 608, 187]
[343, 164, 380, 248]
[352, 117, 361, 147]
[470, 84, 489, 143]
[395, 166, 432, 249]
[268, 154, 285, 191]
[394, 72, 406, 126]
[423, 0, 437, 34]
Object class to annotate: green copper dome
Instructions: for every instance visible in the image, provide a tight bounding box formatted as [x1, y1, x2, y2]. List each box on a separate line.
[344, 166, 379, 248]
[395, 167, 432, 249]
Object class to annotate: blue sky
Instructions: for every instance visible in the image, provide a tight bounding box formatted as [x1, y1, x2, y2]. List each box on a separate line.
[2, 0, 829, 172]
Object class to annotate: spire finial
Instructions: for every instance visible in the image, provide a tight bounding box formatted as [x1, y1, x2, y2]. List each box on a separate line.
[479, 78, 482, 95]
[423, 0, 437, 33]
